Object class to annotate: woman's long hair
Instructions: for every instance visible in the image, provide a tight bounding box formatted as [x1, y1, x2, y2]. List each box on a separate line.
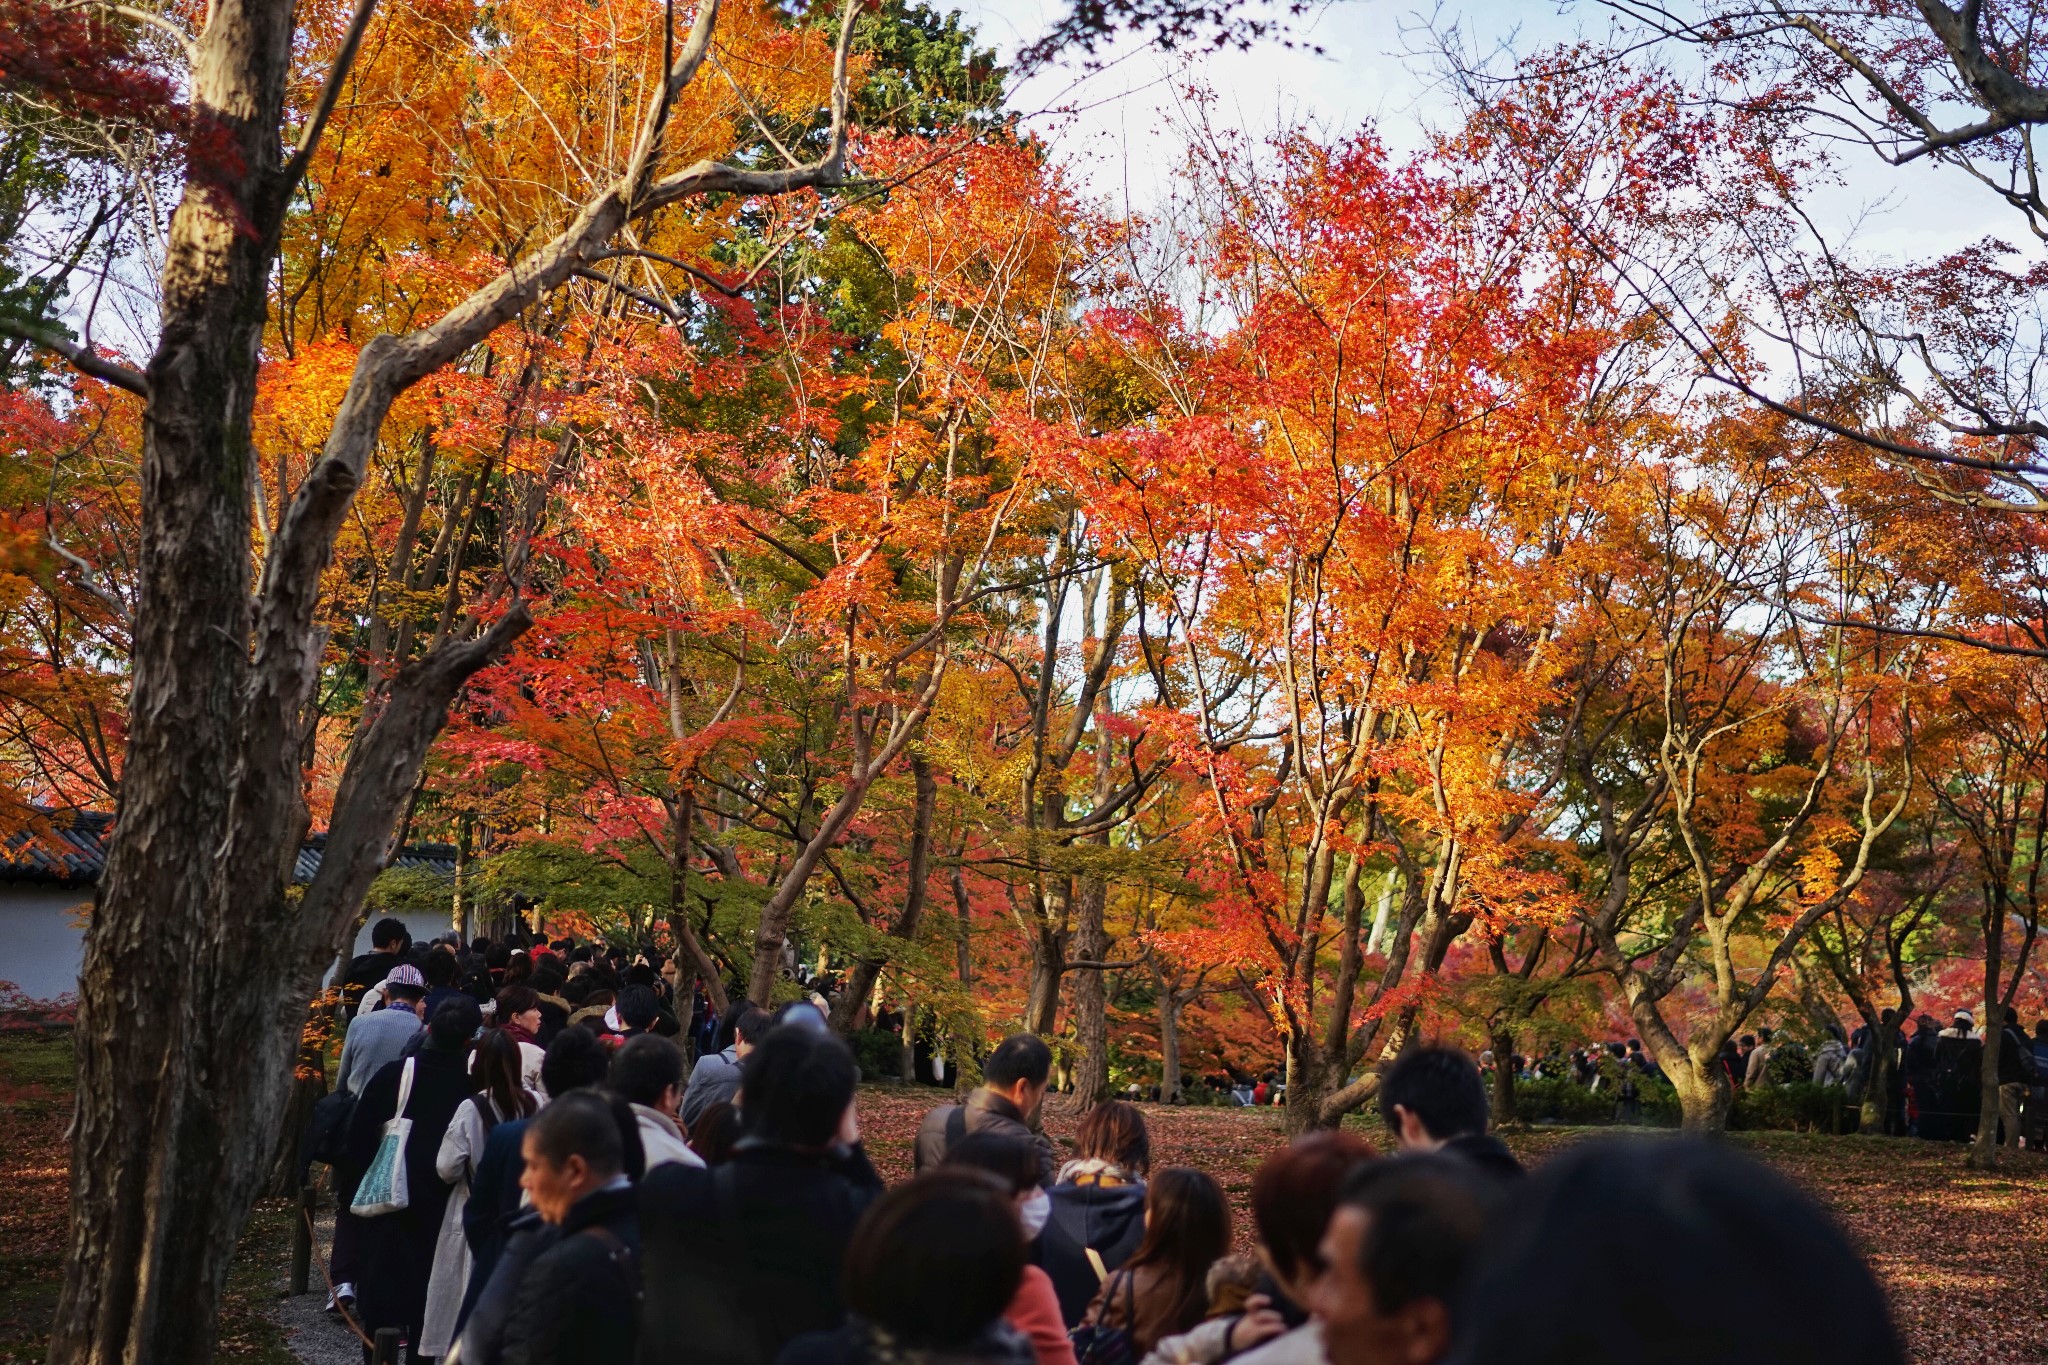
[1126, 1167, 1231, 1336]
[1075, 1100, 1151, 1175]
[473, 1025, 537, 1129]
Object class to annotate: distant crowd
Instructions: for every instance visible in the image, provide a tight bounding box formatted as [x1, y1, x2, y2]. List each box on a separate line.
[307, 919, 1908, 1365]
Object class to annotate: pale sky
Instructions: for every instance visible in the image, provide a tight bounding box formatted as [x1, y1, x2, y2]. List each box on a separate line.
[952, 0, 2024, 268]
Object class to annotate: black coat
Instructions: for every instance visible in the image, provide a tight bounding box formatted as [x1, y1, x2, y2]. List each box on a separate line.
[1442, 1133, 1527, 1183]
[342, 950, 400, 1014]
[500, 1184, 641, 1365]
[1037, 1181, 1147, 1327]
[343, 1047, 478, 1339]
[638, 1142, 885, 1365]
[776, 1322, 1035, 1365]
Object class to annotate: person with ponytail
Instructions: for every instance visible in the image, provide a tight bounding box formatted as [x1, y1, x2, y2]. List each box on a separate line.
[421, 1028, 542, 1357]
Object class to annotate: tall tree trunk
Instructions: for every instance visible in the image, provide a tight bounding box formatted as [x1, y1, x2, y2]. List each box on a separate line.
[50, 2, 296, 1356]
[1069, 873, 1110, 1109]
[452, 812, 474, 936]
[832, 756, 937, 1032]
[1972, 907, 2005, 1167]
[1158, 980, 1183, 1103]
[1672, 1053, 1733, 1134]
[1026, 919, 1066, 1037]
[1489, 1027, 1517, 1127]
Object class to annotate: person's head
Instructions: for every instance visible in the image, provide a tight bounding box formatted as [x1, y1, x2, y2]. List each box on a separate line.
[1074, 1099, 1151, 1176]
[1757, 1027, 1773, 1043]
[561, 976, 593, 1007]
[945, 1131, 1043, 1197]
[521, 1091, 624, 1224]
[612, 1034, 686, 1116]
[738, 1024, 859, 1148]
[1880, 1008, 1896, 1026]
[2037, 1020, 2048, 1041]
[1739, 1034, 1756, 1049]
[689, 1100, 743, 1164]
[384, 981, 428, 1015]
[1312, 1156, 1495, 1365]
[618, 984, 660, 1032]
[713, 997, 755, 1052]
[732, 1005, 772, 1056]
[1916, 1013, 1938, 1034]
[424, 946, 459, 988]
[1625, 1039, 1641, 1054]
[845, 1170, 1024, 1351]
[1379, 1047, 1489, 1150]
[1441, 1139, 1902, 1365]
[1251, 1130, 1378, 1301]
[1128, 1168, 1233, 1334]
[1954, 1010, 1974, 1031]
[2005, 1006, 2020, 1027]
[531, 959, 567, 996]
[473, 1025, 538, 1124]
[982, 1033, 1054, 1115]
[772, 999, 830, 1034]
[539, 1023, 613, 1098]
[496, 984, 542, 1035]
[428, 996, 482, 1052]
[371, 916, 411, 953]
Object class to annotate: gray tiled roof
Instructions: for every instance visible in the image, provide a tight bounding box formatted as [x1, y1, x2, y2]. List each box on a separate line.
[3, 809, 459, 886]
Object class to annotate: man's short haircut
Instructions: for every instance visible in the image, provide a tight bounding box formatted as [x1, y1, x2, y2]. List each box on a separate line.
[384, 981, 428, 1003]
[530, 959, 567, 993]
[739, 1026, 858, 1146]
[733, 1005, 772, 1043]
[540, 1024, 613, 1097]
[1379, 1046, 1490, 1142]
[527, 1090, 623, 1177]
[371, 916, 411, 949]
[424, 946, 459, 987]
[1250, 1131, 1376, 1282]
[612, 1035, 685, 1108]
[984, 1033, 1053, 1089]
[1337, 1155, 1496, 1313]
[618, 984, 660, 1029]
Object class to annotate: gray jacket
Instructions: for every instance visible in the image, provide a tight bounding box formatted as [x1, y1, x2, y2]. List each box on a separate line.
[336, 1005, 422, 1096]
[680, 1045, 743, 1127]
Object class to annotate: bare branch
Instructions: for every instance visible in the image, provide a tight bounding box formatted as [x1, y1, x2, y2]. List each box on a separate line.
[0, 319, 146, 395]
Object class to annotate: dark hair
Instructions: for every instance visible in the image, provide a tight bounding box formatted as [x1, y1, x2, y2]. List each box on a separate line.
[428, 996, 482, 1051]
[531, 959, 567, 994]
[1379, 1046, 1489, 1142]
[612, 1035, 685, 1108]
[1075, 1100, 1150, 1174]
[496, 984, 539, 1022]
[985, 1033, 1053, 1088]
[1127, 1168, 1231, 1336]
[944, 1132, 1043, 1195]
[738, 1026, 858, 1146]
[424, 946, 459, 987]
[844, 1170, 1024, 1349]
[1443, 1140, 1903, 1365]
[733, 1005, 772, 1044]
[1337, 1155, 1495, 1315]
[626, 963, 657, 989]
[618, 985, 660, 1030]
[689, 1100, 742, 1164]
[473, 1027, 537, 1128]
[371, 916, 411, 949]
[385, 981, 428, 1004]
[527, 1090, 624, 1178]
[539, 1024, 613, 1098]
[503, 953, 534, 986]
[485, 941, 511, 972]
[713, 998, 757, 1052]
[561, 977, 593, 1007]
[1251, 1131, 1376, 1283]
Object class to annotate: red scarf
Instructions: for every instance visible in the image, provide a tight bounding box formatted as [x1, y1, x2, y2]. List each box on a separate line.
[500, 1020, 537, 1047]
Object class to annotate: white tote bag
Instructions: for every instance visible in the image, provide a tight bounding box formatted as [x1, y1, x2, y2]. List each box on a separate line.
[350, 1057, 417, 1216]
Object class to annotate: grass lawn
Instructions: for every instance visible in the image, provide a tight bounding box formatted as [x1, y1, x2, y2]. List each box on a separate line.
[0, 1033, 299, 1365]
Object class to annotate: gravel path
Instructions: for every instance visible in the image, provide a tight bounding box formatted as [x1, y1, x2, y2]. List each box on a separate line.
[266, 1205, 373, 1365]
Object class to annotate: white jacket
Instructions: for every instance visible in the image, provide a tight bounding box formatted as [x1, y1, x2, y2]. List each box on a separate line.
[633, 1102, 705, 1170]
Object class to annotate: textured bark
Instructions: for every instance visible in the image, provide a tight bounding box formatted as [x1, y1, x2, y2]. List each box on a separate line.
[1068, 873, 1110, 1109]
[831, 755, 938, 1032]
[42, 0, 861, 1356]
[1025, 920, 1066, 1036]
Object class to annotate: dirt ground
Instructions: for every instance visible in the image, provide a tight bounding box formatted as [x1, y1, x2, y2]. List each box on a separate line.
[5, 1040, 2044, 1365]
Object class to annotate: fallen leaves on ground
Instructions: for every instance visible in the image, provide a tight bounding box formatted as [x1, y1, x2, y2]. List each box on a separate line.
[859, 1084, 2048, 1365]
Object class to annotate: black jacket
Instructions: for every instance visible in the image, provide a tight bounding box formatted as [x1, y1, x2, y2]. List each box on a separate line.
[1998, 1024, 2036, 1086]
[1037, 1180, 1148, 1326]
[1442, 1133, 1526, 1182]
[776, 1322, 1035, 1365]
[912, 1090, 1058, 1187]
[500, 1184, 641, 1365]
[639, 1141, 885, 1365]
[341, 949, 401, 1014]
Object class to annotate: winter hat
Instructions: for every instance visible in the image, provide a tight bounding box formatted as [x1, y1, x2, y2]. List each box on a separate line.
[1954, 1009, 1975, 1026]
[385, 963, 427, 989]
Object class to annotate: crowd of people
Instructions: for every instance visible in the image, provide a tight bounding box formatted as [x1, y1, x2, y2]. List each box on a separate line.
[1496, 1008, 2048, 1143]
[311, 920, 1908, 1365]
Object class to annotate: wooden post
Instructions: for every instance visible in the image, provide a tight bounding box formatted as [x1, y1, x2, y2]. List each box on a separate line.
[288, 1185, 315, 1295]
[372, 1327, 402, 1364]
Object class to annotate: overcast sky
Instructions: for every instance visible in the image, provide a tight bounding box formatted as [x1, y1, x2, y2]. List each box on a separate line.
[950, 0, 2024, 267]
